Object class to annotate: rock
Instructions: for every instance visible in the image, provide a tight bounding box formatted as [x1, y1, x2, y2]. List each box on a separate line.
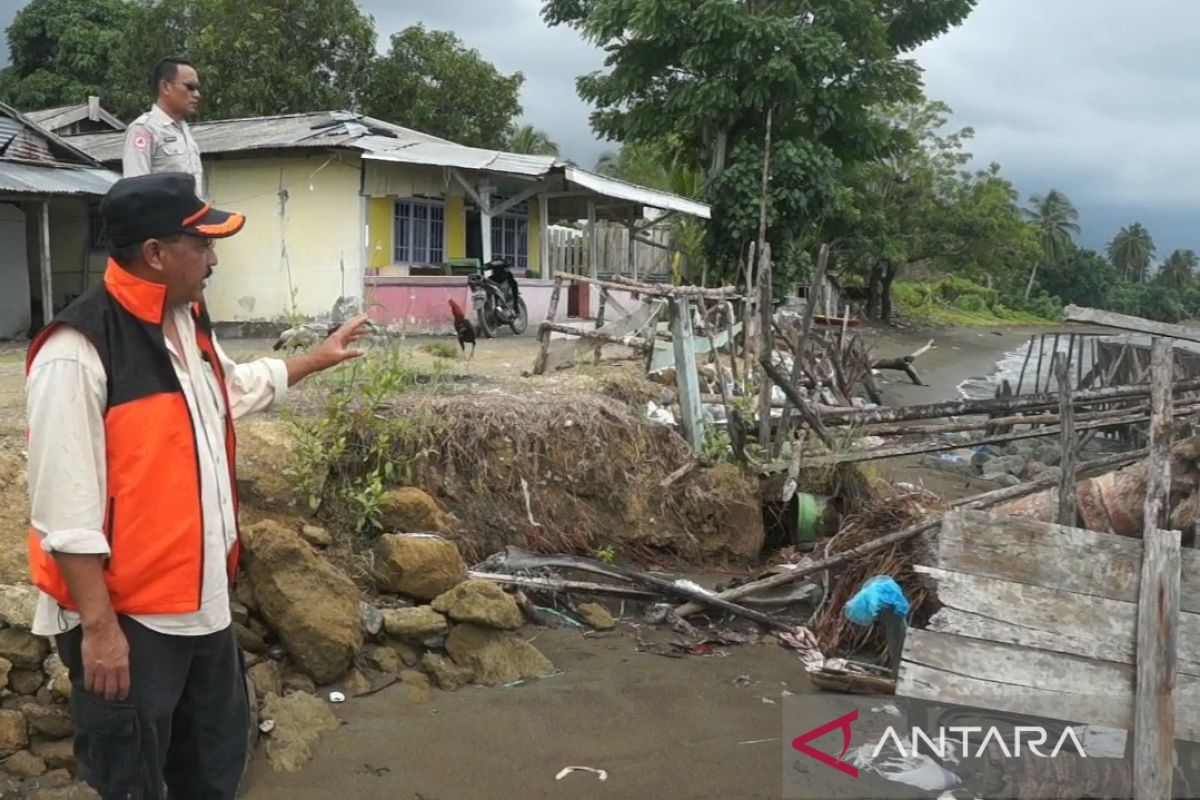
[5, 749, 46, 778]
[31, 778, 98, 800]
[32, 739, 74, 771]
[0, 710, 28, 756]
[1036, 444, 1063, 467]
[247, 662, 282, 700]
[373, 534, 465, 600]
[576, 603, 616, 631]
[236, 623, 268, 655]
[0, 585, 38, 630]
[0, 453, 31, 584]
[342, 668, 372, 698]
[0, 657, 12, 691]
[362, 645, 405, 676]
[230, 601, 250, 626]
[234, 419, 313, 512]
[23, 704, 72, 739]
[431, 581, 524, 630]
[236, 581, 258, 614]
[1040, 466, 1064, 484]
[445, 624, 555, 687]
[9, 670, 42, 695]
[281, 669, 317, 695]
[982, 454, 1028, 478]
[0, 630, 48, 670]
[1023, 460, 1047, 479]
[360, 602, 384, 638]
[381, 607, 448, 640]
[389, 641, 421, 667]
[243, 652, 262, 670]
[378, 488, 450, 534]
[241, 520, 363, 684]
[300, 525, 332, 548]
[422, 653, 473, 691]
[260, 691, 340, 773]
[395, 670, 431, 704]
[988, 473, 1023, 487]
[249, 617, 271, 640]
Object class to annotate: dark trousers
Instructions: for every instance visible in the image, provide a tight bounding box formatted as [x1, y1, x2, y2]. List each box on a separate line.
[57, 617, 249, 800]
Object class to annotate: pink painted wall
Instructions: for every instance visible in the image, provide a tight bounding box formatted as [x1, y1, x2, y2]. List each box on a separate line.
[364, 277, 641, 335]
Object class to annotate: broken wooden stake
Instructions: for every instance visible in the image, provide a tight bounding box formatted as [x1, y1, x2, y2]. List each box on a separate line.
[1056, 354, 1077, 526]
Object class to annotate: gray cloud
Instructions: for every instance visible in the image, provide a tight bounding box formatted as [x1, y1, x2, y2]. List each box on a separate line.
[1, 0, 1195, 255]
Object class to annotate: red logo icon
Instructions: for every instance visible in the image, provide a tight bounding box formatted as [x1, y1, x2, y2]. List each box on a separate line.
[791, 709, 859, 778]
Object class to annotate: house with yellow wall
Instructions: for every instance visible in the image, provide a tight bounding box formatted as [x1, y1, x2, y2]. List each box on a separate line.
[70, 110, 709, 333]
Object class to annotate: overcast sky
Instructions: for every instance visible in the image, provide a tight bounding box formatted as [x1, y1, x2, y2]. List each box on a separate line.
[1, 0, 1196, 255]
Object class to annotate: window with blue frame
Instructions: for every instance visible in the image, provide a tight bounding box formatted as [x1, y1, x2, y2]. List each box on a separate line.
[394, 199, 445, 264]
[491, 201, 529, 269]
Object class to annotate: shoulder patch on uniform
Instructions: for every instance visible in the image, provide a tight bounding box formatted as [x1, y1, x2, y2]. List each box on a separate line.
[132, 129, 150, 151]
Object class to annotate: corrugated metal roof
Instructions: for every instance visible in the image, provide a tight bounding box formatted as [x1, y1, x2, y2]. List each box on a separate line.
[70, 109, 712, 218]
[25, 102, 125, 134]
[0, 116, 57, 163]
[0, 161, 118, 197]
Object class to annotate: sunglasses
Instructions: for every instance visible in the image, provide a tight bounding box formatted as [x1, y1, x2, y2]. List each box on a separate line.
[169, 80, 201, 93]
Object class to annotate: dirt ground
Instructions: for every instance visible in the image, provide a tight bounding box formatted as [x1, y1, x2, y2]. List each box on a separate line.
[0, 322, 1034, 800]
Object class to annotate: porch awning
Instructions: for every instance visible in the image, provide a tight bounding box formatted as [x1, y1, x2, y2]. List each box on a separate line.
[359, 144, 710, 220]
[0, 160, 118, 197]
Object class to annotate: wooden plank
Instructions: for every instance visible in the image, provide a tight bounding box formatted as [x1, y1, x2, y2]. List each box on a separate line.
[899, 630, 1200, 742]
[1057, 353, 1078, 525]
[916, 566, 1200, 674]
[670, 297, 704, 450]
[936, 510, 1200, 612]
[541, 303, 658, 373]
[1134, 528, 1181, 797]
[532, 276, 564, 375]
[1135, 340, 1179, 799]
[1065, 304, 1200, 345]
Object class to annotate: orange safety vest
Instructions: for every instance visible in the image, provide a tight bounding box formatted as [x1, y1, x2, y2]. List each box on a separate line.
[25, 260, 241, 615]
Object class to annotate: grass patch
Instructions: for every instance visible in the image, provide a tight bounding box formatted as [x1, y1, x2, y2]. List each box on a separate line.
[894, 278, 1058, 327]
[420, 341, 461, 360]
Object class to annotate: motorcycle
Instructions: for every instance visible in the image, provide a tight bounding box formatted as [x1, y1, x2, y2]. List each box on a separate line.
[468, 256, 528, 338]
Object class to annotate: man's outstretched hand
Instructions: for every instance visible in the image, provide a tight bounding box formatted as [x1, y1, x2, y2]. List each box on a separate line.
[287, 314, 370, 385]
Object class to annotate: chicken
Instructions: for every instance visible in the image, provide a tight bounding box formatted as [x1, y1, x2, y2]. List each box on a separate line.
[448, 298, 476, 358]
[272, 322, 336, 353]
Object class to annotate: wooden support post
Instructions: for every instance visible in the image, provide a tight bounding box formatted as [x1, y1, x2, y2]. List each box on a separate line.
[593, 289, 608, 365]
[39, 202, 53, 328]
[538, 193, 550, 280]
[479, 186, 494, 264]
[1034, 334, 1046, 394]
[1055, 354, 1077, 526]
[628, 214, 638, 282]
[881, 608, 907, 679]
[670, 298, 705, 451]
[1016, 336, 1034, 395]
[587, 200, 598, 279]
[532, 276, 564, 375]
[1133, 337, 1178, 800]
[757, 242, 774, 450]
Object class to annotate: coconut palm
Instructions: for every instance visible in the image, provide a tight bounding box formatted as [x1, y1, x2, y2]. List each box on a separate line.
[506, 124, 560, 156]
[1107, 222, 1156, 282]
[1157, 249, 1198, 291]
[1022, 189, 1080, 300]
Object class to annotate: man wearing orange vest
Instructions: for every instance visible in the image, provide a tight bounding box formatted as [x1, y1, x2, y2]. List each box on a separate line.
[24, 172, 367, 799]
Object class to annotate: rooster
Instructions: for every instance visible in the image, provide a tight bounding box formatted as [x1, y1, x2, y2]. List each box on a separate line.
[448, 298, 476, 358]
[272, 322, 336, 353]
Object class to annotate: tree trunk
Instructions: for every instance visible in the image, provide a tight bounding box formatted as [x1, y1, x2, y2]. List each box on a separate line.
[1024, 261, 1040, 301]
[866, 262, 883, 320]
[880, 261, 897, 323]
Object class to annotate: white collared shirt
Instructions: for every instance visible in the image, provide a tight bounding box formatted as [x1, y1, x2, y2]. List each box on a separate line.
[122, 103, 205, 198]
[26, 307, 288, 637]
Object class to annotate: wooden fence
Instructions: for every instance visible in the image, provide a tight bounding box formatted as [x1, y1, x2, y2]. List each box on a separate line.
[545, 222, 674, 279]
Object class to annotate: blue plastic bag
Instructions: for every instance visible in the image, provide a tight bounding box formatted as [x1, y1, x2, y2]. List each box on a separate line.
[844, 576, 910, 626]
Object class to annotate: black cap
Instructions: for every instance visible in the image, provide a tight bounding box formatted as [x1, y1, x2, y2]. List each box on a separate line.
[100, 172, 245, 247]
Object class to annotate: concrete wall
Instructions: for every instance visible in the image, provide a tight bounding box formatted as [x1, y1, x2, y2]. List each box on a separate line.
[364, 276, 639, 335]
[203, 154, 365, 322]
[0, 204, 30, 339]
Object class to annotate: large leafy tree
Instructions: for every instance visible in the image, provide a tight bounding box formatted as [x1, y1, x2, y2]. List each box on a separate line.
[1156, 249, 1198, 291]
[361, 25, 524, 148]
[1022, 189, 1080, 300]
[108, 0, 377, 121]
[543, 0, 978, 285]
[0, 0, 135, 110]
[1107, 222, 1156, 283]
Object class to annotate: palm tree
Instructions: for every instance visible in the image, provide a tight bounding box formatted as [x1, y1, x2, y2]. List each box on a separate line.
[1107, 223, 1156, 282]
[1022, 189, 1080, 300]
[1156, 249, 1198, 290]
[506, 124, 560, 156]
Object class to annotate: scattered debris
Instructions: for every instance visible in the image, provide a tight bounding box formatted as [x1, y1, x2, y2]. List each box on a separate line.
[555, 766, 608, 782]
